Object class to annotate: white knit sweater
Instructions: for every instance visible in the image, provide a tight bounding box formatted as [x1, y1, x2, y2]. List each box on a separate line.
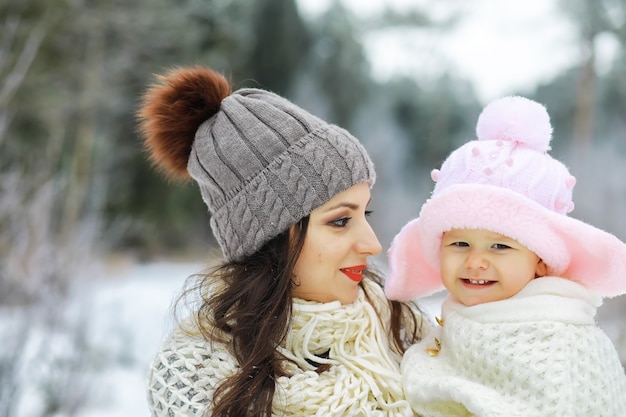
[147, 280, 416, 416]
[402, 277, 626, 417]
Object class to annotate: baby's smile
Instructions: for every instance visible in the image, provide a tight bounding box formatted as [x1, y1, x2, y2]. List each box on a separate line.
[463, 278, 495, 286]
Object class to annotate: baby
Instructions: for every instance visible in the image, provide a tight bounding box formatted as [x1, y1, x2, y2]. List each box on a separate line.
[385, 96, 626, 417]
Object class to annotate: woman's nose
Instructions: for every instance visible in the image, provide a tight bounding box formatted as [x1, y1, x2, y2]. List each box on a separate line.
[357, 221, 383, 256]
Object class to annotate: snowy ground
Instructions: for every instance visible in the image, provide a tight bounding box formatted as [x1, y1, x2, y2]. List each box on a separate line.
[74, 261, 205, 417]
[6, 259, 624, 417]
[4, 260, 205, 417]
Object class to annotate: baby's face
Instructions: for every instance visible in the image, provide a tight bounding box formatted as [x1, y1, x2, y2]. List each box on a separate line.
[440, 228, 547, 306]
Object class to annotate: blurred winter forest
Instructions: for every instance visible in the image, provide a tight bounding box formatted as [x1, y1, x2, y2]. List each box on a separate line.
[1, 0, 626, 415]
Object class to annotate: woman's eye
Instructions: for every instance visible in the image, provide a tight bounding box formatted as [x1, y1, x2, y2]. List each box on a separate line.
[493, 243, 511, 250]
[329, 217, 351, 227]
[365, 210, 373, 217]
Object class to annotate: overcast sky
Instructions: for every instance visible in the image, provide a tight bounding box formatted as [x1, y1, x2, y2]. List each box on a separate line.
[296, 0, 620, 102]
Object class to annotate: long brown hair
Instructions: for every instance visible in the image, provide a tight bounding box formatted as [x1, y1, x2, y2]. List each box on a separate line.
[181, 217, 425, 417]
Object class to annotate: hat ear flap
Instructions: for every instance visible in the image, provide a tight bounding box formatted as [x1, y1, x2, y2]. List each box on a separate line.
[385, 218, 443, 301]
[552, 215, 626, 297]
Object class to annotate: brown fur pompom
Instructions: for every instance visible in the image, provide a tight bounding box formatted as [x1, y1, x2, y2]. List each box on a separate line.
[137, 66, 232, 179]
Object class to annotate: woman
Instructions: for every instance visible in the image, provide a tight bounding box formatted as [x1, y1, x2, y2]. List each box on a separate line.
[137, 65, 427, 417]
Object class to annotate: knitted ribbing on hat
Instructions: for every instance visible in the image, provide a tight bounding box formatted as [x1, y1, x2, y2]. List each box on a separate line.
[146, 280, 413, 417]
[188, 88, 375, 261]
[275, 280, 413, 416]
[402, 278, 626, 417]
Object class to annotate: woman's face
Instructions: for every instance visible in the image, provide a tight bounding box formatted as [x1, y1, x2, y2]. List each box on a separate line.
[292, 183, 382, 304]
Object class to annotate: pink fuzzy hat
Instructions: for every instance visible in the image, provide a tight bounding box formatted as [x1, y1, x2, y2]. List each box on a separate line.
[385, 96, 626, 301]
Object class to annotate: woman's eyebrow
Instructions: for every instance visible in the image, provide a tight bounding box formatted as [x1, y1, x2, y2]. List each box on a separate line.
[323, 202, 359, 212]
[323, 198, 371, 212]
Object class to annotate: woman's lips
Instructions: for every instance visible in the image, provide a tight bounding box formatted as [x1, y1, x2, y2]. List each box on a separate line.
[341, 265, 366, 282]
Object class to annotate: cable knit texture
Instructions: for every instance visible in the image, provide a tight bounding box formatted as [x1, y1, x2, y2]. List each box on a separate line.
[188, 88, 375, 261]
[147, 280, 414, 416]
[402, 277, 626, 417]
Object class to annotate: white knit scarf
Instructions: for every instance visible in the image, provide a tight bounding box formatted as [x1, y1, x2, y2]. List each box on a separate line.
[273, 281, 414, 416]
[402, 277, 626, 417]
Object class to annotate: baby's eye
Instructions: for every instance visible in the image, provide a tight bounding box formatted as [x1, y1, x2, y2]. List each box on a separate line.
[493, 243, 511, 250]
[451, 241, 469, 247]
[329, 217, 351, 228]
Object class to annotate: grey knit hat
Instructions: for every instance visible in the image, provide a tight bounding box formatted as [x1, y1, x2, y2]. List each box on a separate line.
[187, 88, 375, 261]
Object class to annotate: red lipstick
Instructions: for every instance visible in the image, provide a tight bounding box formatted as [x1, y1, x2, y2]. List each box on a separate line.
[341, 265, 366, 282]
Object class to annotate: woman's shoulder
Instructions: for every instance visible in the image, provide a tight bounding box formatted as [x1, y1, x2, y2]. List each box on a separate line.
[147, 325, 237, 417]
[152, 325, 236, 369]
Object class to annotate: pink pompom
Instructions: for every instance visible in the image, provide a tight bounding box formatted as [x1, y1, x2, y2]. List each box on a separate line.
[475, 96, 553, 152]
